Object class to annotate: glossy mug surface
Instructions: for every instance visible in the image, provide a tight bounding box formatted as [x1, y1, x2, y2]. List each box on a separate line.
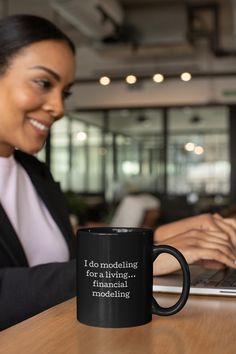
[76, 227, 190, 328]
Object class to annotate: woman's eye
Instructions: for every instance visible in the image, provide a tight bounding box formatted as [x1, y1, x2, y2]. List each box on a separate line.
[35, 79, 52, 90]
[33, 79, 72, 100]
[62, 90, 72, 100]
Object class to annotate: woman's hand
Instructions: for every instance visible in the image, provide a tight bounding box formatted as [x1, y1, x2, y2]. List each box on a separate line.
[154, 213, 236, 249]
[153, 228, 236, 276]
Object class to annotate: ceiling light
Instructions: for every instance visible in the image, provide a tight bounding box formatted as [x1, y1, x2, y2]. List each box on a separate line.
[181, 72, 192, 82]
[76, 131, 87, 141]
[184, 142, 195, 151]
[99, 76, 111, 86]
[153, 73, 164, 83]
[126, 75, 137, 84]
[194, 146, 204, 155]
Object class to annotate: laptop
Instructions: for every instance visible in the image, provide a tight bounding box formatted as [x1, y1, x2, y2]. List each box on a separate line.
[153, 265, 236, 296]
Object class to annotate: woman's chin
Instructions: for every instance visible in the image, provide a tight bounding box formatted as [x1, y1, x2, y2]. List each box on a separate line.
[19, 144, 45, 155]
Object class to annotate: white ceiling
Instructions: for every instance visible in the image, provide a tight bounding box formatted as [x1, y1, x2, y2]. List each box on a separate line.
[2, 0, 236, 83]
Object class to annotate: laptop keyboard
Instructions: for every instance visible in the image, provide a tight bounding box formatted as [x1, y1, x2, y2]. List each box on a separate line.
[191, 268, 236, 288]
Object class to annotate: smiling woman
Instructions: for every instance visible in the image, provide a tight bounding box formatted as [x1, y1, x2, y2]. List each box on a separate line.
[0, 18, 75, 156]
[0, 14, 77, 330]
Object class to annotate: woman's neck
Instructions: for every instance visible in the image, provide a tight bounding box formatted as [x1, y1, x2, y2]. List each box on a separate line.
[0, 143, 14, 157]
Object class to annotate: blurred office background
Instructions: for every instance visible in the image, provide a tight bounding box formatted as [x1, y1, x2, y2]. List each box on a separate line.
[3, 0, 236, 225]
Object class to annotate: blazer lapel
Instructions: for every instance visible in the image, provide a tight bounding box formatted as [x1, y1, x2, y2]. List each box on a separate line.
[0, 203, 28, 266]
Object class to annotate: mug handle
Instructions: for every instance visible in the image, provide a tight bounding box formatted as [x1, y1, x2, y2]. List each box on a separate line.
[152, 244, 190, 316]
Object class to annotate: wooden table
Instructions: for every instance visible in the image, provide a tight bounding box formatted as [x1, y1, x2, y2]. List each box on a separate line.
[0, 294, 235, 354]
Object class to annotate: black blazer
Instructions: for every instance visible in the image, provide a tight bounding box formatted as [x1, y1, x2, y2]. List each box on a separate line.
[0, 150, 76, 330]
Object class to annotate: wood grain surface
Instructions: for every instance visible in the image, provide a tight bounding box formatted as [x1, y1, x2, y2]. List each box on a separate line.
[0, 294, 235, 354]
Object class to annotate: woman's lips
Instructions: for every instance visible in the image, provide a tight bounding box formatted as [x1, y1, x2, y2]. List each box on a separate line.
[28, 118, 50, 133]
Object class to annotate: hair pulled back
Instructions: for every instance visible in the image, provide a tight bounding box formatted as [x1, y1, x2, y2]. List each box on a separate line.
[0, 14, 75, 75]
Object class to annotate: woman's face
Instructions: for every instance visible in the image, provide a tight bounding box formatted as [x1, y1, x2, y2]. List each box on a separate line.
[0, 40, 76, 156]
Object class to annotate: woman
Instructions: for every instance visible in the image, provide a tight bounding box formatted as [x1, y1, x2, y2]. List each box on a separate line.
[0, 14, 236, 331]
[0, 14, 76, 330]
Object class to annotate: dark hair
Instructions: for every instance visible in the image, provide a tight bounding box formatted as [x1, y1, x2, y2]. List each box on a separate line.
[0, 14, 76, 75]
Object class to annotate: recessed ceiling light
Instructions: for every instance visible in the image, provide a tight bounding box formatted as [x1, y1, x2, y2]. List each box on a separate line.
[126, 75, 137, 84]
[194, 146, 204, 155]
[181, 72, 192, 82]
[153, 73, 164, 83]
[76, 131, 87, 141]
[99, 76, 111, 86]
[184, 142, 195, 151]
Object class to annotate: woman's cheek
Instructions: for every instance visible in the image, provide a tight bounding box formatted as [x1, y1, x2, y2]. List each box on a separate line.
[12, 88, 44, 111]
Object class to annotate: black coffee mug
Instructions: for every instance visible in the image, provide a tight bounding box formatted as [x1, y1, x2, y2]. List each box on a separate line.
[76, 227, 190, 328]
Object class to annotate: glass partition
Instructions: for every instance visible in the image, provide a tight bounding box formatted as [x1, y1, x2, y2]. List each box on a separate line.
[50, 117, 70, 190]
[48, 106, 230, 207]
[107, 109, 164, 199]
[167, 106, 230, 195]
[87, 125, 103, 192]
[70, 120, 87, 192]
[36, 146, 46, 162]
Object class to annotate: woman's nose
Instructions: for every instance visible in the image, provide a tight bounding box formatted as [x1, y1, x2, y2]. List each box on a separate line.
[42, 92, 65, 120]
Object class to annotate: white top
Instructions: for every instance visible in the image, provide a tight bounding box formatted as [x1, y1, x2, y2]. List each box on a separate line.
[0, 155, 69, 266]
[111, 193, 160, 227]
